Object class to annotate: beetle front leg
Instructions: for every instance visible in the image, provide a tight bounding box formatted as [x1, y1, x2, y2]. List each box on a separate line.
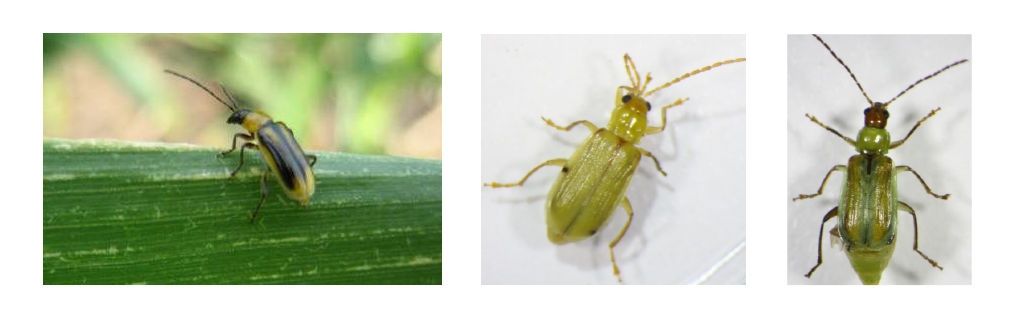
[638, 148, 666, 176]
[805, 207, 839, 278]
[229, 142, 259, 177]
[644, 97, 689, 135]
[483, 159, 567, 188]
[250, 172, 269, 223]
[898, 202, 943, 270]
[609, 197, 635, 283]
[804, 114, 857, 147]
[540, 116, 599, 133]
[896, 165, 950, 200]
[221, 133, 254, 156]
[890, 107, 940, 149]
[793, 165, 846, 201]
[306, 155, 317, 167]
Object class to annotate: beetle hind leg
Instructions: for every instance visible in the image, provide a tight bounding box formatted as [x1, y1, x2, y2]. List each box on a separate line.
[898, 202, 944, 270]
[805, 207, 838, 278]
[250, 172, 269, 223]
[608, 197, 635, 283]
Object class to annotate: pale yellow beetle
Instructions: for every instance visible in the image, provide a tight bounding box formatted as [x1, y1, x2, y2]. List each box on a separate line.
[484, 54, 744, 282]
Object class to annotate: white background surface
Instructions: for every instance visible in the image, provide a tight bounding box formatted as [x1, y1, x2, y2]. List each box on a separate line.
[787, 35, 971, 284]
[482, 35, 745, 284]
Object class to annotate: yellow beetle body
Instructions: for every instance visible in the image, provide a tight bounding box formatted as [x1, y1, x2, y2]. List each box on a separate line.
[485, 54, 745, 282]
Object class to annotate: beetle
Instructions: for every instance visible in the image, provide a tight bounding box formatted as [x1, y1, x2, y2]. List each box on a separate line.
[483, 54, 745, 282]
[165, 70, 317, 222]
[792, 35, 967, 284]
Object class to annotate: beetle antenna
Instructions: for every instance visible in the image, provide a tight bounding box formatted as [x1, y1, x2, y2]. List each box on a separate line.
[164, 69, 238, 112]
[219, 84, 241, 110]
[643, 57, 745, 97]
[883, 59, 968, 107]
[812, 34, 874, 106]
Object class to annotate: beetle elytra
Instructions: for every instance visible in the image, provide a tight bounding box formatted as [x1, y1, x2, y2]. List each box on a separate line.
[484, 54, 745, 282]
[166, 70, 317, 222]
[792, 35, 967, 284]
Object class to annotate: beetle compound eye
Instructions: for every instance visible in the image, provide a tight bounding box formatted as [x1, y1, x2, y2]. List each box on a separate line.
[864, 107, 871, 115]
[646, 102, 652, 111]
[621, 95, 631, 103]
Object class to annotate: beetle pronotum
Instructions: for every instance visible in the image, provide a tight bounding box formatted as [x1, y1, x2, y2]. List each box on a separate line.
[791, 35, 968, 284]
[166, 70, 317, 222]
[484, 52, 744, 283]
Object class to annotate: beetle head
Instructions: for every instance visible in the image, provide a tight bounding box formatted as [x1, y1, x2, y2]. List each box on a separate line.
[863, 102, 889, 129]
[227, 109, 252, 125]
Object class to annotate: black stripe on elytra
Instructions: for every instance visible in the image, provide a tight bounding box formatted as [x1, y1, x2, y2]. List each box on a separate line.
[258, 122, 308, 190]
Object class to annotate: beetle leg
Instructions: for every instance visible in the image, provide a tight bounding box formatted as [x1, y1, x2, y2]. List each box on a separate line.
[898, 201, 944, 270]
[221, 133, 254, 156]
[540, 116, 599, 133]
[638, 148, 666, 176]
[306, 155, 317, 167]
[890, 107, 941, 149]
[804, 113, 857, 147]
[805, 207, 839, 278]
[644, 97, 689, 135]
[896, 165, 950, 199]
[229, 142, 259, 177]
[250, 172, 269, 223]
[484, 159, 567, 188]
[608, 197, 635, 283]
[793, 165, 847, 201]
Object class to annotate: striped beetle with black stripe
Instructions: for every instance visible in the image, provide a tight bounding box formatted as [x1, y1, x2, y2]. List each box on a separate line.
[166, 70, 316, 222]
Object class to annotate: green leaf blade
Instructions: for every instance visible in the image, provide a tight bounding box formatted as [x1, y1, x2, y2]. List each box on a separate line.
[44, 139, 441, 284]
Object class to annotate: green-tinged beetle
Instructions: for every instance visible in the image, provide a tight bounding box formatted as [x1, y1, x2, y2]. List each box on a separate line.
[484, 54, 745, 282]
[165, 70, 316, 222]
[793, 35, 966, 284]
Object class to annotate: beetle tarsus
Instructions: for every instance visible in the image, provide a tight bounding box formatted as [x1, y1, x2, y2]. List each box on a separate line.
[250, 172, 269, 223]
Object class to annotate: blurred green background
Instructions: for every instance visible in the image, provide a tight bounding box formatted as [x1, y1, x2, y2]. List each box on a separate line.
[43, 33, 442, 158]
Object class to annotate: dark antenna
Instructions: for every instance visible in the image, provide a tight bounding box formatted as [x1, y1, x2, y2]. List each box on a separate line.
[219, 84, 241, 110]
[164, 69, 238, 112]
[883, 59, 968, 107]
[812, 34, 874, 106]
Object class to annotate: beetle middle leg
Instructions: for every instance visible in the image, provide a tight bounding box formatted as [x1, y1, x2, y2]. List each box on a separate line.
[227, 142, 259, 177]
[540, 116, 599, 133]
[484, 159, 567, 188]
[898, 202, 944, 270]
[896, 165, 951, 200]
[805, 207, 839, 278]
[638, 148, 667, 176]
[608, 197, 635, 283]
[221, 133, 254, 156]
[250, 172, 269, 223]
[793, 165, 847, 201]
